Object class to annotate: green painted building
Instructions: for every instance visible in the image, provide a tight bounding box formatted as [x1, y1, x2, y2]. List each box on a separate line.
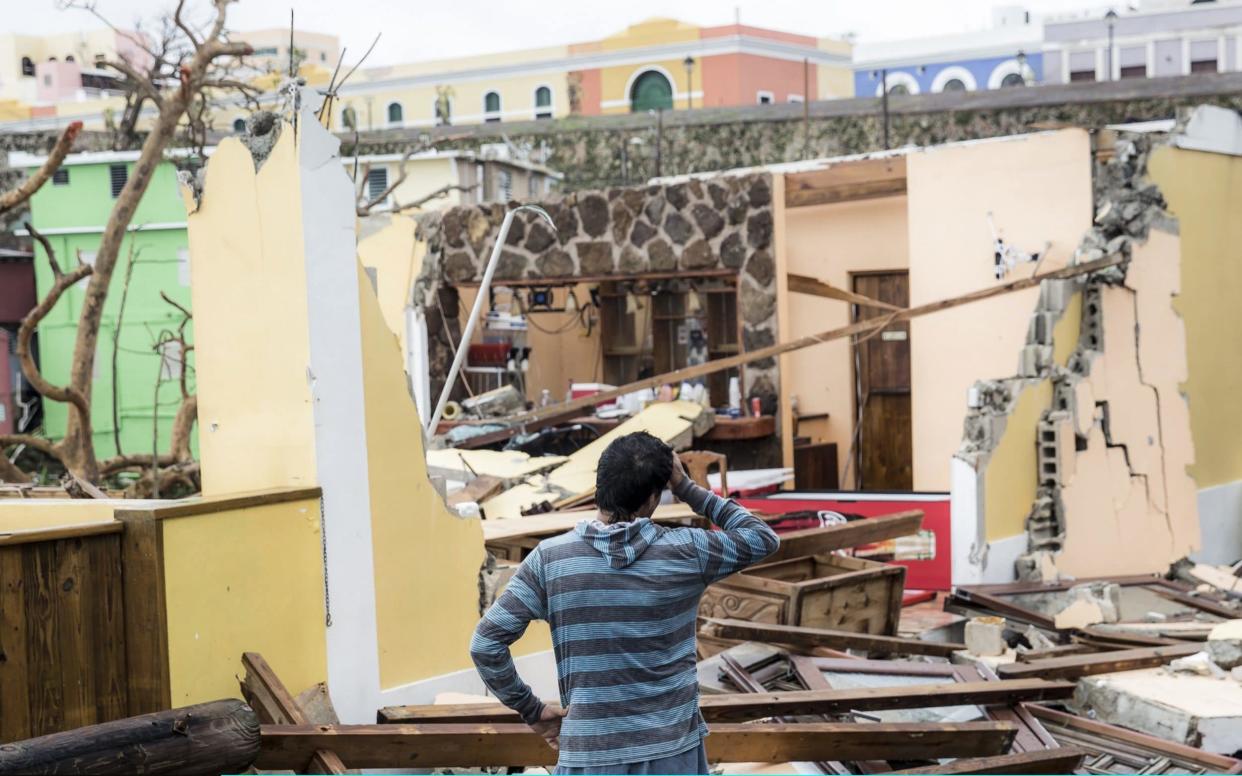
[15, 149, 198, 461]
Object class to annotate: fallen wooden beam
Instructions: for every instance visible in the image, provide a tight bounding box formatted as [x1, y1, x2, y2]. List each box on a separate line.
[997, 643, 1201, 680]
[763, 510, 922, 563]
[788, 274, 904, 311]
[378, 679, 1073, 725]
[498, 254, 1125, 428]
[240, 652, 346, 774]
[883, 747, 1089, 775]
[700, 617, 964, 657]
[0, 699, 259, 776]
[258, 721, 1018, 769]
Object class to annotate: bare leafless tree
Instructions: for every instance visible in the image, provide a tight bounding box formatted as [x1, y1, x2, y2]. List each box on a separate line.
[0, 0, 253, 484]
[355, 150, 479, 217]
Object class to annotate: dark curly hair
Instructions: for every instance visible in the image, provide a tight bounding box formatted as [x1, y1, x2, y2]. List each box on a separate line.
[594, 431, 673, 521]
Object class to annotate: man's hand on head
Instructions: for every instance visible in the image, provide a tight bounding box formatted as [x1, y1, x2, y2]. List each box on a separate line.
[669, 451, 687, 490]
[531, 704, 567, 751]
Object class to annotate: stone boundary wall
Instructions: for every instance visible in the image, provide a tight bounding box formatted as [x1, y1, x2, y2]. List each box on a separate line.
[351, 73, 1242, 191]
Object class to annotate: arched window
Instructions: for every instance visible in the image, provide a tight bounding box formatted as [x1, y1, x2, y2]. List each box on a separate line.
[232, 117, 246, 133]
[534, 85, 552, 119]
[942, 79, 966, 92]
[483, 91, 501, 122]
[20, 56, 34, 76]
[1001, 72, 1026, 87]
[47, 56, 57, 62]
[874, 70, 920, 97]
[629, 69, 673, 112]
[386, 101, 403, 126]
[65, 54, 75, 62]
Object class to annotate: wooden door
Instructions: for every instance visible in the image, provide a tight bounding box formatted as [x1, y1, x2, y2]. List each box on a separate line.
[852, 272, 912, 490]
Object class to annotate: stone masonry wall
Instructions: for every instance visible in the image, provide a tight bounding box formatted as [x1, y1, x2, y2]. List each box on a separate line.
[415, 172, 780, 419]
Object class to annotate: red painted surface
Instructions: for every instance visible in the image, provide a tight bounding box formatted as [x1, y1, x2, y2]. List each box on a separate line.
[739, 494, 953, 591]
[572, 68, 603, 115]
[0, 262, 36, 324]
[0, 329, 12, 435]
[699, 24, 819, 48]
[700, 53, 816, 108]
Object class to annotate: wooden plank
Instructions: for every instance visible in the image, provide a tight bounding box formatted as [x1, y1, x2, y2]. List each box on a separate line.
[997, 643, 1201, 681]
[498, 252, 1126, 429]
[1024, 703, 1242, 773]
[883, 747, 1089, 774]
[784, 157, 908, 209]
[0, 522, 121, 547]
[700, 415, 776, 441]
[239, 652, 346, 775]
[379, 679, 1073, 725]
[789, 274, 904, 311]
[763, 510, 922, 564]
[1015, 643, 1096, 663]
[0, 545, 30, 741]
[258, 722, 1018, 769]
[53, 537, 92, 731]
[113, 486, 323, 523]
[700, 617, 965, 657]
[24, 541, 61, 737]
[480, 503, 698, 542]
[115, 513, 171, 716]
[0, 699, 260, 776]
[87, 533, 127, 726]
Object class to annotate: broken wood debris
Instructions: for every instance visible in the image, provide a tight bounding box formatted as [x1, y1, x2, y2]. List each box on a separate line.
[256, 721, 1019, 769]
[700, 617, 966, 657]
[378, 678, 1073, 725]
[0, 699, 260, 776]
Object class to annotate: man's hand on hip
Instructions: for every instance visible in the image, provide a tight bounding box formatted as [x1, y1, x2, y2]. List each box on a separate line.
[531, 705, 568, 750]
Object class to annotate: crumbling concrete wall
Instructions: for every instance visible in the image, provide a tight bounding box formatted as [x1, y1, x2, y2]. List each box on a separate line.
[414, 173, 780, 417]
[954, 131, 1200, 581]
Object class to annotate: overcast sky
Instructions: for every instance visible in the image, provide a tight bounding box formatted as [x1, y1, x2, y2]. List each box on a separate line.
[17, 0, 1105, 66]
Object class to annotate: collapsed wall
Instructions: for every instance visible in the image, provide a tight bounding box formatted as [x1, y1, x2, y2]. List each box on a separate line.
[412, 174, 781, 418]
[955, 131, 1200, 581]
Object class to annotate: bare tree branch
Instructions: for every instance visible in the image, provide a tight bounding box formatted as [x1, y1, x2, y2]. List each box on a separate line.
[18, 224, 93, 423]
[0, 122, 82, 215]
[172, 0, 201, 48]
[101, 59, 164, 107]
[389, 184, 479, 215]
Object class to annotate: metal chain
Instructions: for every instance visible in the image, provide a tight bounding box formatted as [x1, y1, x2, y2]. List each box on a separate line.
[319, 495, 332, 627]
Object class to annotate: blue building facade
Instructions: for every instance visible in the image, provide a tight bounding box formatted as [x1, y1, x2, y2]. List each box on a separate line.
[853, 51, 1044, 96]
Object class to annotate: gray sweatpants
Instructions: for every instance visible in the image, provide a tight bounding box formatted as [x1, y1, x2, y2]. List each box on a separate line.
[552, 740, 709, 775]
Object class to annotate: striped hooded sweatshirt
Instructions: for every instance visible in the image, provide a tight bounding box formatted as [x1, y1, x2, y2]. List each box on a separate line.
[470, 478, 780, 768]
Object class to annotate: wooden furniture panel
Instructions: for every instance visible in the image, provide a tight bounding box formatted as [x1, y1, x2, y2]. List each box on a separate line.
[0, 528, 132, 742]
[794, 441, 839, 490]
[700, 554, 904, 635]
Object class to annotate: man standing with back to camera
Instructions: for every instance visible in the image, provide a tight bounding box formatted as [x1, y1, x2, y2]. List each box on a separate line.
[470, 431, 780, 775]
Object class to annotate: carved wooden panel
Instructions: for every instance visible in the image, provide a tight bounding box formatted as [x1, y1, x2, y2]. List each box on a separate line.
[699, 585, 788, 624]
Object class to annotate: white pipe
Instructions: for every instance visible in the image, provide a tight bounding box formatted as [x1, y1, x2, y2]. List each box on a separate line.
[425, 204, 554, 434]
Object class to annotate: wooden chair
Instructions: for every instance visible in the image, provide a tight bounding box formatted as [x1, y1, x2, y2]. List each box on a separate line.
[680, 451, 729, 497]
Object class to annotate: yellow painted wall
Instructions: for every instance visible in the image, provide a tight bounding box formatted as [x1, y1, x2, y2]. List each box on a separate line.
[780, 194, 910, 484]
[185, 132, 318, 497]
[982, 380, 1052, 541]
[358, 214, 423, 346]
[601, 58, 692, 115]
[1148, 146, 1242, 489]
[906, 130, 1094, 491]
[162, 497, 328, 705]
[0, 500, 119, 531]
[356, 262, 550, 689]
[336, 71, 571, 131]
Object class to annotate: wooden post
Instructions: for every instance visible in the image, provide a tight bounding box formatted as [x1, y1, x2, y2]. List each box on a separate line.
[113, 511, 171, 716]
[0, 699, 260, 776]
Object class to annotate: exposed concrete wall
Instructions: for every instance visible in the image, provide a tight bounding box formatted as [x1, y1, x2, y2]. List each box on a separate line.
[907, 130, 1095, 492]
[953, 130, 1201, 582]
